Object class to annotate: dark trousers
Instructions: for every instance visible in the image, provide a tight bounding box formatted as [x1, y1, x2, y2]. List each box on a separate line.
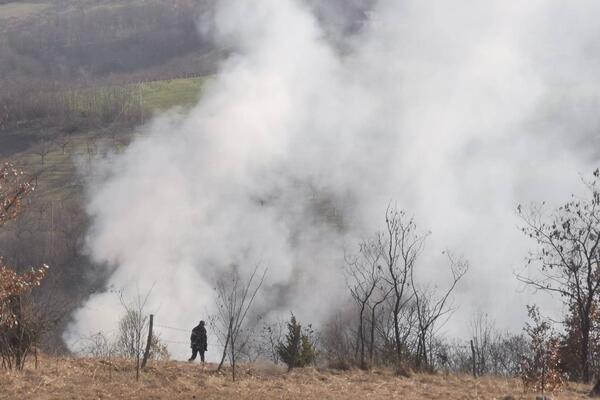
[189, 348, 205, 362]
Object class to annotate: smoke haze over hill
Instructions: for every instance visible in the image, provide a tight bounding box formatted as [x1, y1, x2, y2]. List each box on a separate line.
[66, 0, 600, 359]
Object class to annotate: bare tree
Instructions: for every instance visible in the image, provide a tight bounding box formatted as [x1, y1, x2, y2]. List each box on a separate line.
[344, 237, 385, 369]
[54, 134, 71, 155]
[411, 252, 468, 371]
[489, 331, 529, 376]
[374, 298, 418, 366]
[257, 320, 285, 364]
[367, 284, 392, 367]
[212, 264, 266, 381]
[470, 312, 494, 376]
[32, 139, 54, 167]
[517, 169, 600, 383]
[117, 286, 153, 381]
[379, 205, 429, 369]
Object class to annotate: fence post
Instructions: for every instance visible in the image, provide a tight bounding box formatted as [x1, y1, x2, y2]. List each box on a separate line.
[142, 314, 154, 369]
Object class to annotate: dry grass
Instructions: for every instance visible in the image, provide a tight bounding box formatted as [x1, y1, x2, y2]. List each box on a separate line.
[0, 356, 591, 400]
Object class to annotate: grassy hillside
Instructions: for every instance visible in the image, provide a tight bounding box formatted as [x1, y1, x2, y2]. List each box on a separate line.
[0, 357, 591, 400]
[0, 2, 50, 19]
[3, 76, 208, 202]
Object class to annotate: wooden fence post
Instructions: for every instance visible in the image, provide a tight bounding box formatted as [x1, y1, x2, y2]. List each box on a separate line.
[142, 314, 153, 369]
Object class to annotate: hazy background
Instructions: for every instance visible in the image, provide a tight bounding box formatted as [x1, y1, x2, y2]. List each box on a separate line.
[2, 0, 600, 360]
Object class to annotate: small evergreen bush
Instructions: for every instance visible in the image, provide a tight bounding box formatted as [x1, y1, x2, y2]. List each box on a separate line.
[276, 314, 317, 370]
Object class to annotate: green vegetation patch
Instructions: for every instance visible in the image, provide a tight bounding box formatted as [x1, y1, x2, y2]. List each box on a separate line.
[141, 77, 209, 113]
[0, 2, 50, 19]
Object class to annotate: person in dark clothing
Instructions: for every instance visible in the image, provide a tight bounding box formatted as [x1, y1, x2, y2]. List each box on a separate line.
[188, 320, 207, 363]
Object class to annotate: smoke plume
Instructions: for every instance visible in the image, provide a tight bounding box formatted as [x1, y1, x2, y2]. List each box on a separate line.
[66, 0, 600, 359]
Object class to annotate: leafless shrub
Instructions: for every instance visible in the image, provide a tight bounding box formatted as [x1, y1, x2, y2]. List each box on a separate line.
[411, 252, 468, 372]
[252, 319, 285, 365]
[344, 237, 390, 369]
[79, 332, 115, 359]
[319, 313, 355, 370]
[338, 205, 468, 373]
[211, 264, 267, 381]
[0, 294, 46, 370]
[117, 287, 155, 381]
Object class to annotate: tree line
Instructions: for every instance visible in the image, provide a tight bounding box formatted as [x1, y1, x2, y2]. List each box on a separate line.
[199, 170, 600, 397]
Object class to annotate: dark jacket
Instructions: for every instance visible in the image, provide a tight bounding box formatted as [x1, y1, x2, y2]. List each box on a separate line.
[191, 324, 207, 351]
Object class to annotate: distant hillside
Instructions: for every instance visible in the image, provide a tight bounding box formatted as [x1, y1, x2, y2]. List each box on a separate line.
[0, 0, 217, 79]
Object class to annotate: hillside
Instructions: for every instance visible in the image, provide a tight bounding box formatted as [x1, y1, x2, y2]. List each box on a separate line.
[0, 0, 219, 355]
[0, 0, 216, 77]
[0, 74, 209, 353]
[0, 357, 591, 400]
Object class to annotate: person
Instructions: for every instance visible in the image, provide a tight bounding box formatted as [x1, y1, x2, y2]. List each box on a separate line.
[188, 320, 207, 363]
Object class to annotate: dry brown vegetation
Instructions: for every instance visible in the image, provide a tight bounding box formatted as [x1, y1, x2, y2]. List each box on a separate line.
[0, 356, 591, 400]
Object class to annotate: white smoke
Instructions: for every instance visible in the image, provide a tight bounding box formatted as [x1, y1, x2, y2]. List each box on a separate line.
[66, 0, 600, 359]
